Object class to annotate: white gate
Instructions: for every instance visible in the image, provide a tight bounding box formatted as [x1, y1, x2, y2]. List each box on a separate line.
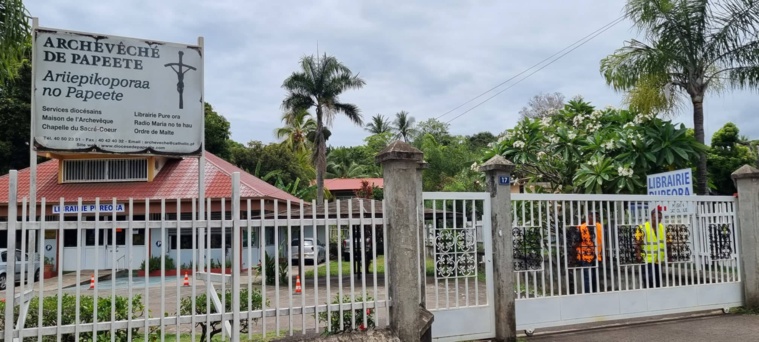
[511, 194, 742, 334]
[422, 192, 495, 341]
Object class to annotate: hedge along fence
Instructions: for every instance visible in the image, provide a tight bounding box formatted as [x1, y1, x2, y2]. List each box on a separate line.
[179, 288, 267, 342]
[0, 294, 149, 342]
[318, 294, 376, 334]
[1, 288, 267, 342]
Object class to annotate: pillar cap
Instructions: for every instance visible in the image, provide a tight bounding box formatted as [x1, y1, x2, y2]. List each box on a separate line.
[731, 164, 759, 180]
[478, 155, 515, 173]
[375, 140, 423, 164]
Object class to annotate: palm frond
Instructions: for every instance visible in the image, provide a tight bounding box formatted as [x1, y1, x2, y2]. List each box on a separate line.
[332, 102, 363, 126]
[707, 1, 759, 54]
[392, 111, 418, 142]
[282, 93, 314, 112]
[601, 39, 681, 91]
[726, 65, 759, 89]
[366, 114, 391, 134]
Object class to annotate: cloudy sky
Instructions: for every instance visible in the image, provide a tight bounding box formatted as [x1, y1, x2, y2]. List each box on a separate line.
[27, 0, 757, 147]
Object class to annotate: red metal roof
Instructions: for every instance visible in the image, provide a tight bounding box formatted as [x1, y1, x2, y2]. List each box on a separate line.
[323, 178, 384, 191]
[0, 152, 300, 203]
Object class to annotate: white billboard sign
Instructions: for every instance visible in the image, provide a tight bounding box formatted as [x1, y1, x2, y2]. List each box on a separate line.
[647, 168, 694, 215]
[32, 28, 203, 155]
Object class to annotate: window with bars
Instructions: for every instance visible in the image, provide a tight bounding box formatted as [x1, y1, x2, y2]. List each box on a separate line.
[63, 159, 148, 183]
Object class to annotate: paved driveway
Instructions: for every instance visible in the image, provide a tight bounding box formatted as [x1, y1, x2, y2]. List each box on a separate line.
[526, 313, 759, 342]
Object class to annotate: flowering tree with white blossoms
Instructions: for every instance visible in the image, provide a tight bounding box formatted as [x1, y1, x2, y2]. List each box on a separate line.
[481, 98, 705, 194]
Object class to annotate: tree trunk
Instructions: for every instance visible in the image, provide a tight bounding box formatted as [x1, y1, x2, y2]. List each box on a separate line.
[315, 118, 326, 205]
[692, 97, 708, 195]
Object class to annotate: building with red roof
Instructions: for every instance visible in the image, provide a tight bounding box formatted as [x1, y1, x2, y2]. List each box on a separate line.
[0, 151, 303, 272]
[323, 178, 384, 199]
[0, 152, 299, 205]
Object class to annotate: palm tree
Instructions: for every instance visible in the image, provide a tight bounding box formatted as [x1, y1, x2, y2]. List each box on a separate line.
[274, 108, 316, 153]
[365, 114, 392, 134]
[282, 54, 365, 204]
[600, 0, 759, 195]
[393, 111, 417, 142]
[0, 0, 30, 83]
[326, 160, 370, 179]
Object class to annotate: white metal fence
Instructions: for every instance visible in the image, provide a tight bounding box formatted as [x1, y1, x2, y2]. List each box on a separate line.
[511, 193, 742, 331]
[1, 172, 388, 341]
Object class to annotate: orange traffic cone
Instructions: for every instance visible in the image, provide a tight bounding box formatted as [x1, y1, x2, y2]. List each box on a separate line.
[294, 275, 302, 294]
[89, 274, 95, 290]
[183, 272, 190, 287]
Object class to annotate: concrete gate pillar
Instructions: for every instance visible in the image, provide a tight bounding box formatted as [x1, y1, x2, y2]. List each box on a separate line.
[732, 164, 759, 310]
[376, 141, 433, 342]
[479, 155, 517, 342]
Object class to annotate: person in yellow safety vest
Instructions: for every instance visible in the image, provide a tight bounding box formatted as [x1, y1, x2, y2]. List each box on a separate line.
[636, 208, 666, 288]
[576, 212, 603, 293]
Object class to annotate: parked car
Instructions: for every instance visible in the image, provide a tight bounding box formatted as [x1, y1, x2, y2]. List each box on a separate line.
[281, 238, 326, 264]
[0, 248, 41, 290]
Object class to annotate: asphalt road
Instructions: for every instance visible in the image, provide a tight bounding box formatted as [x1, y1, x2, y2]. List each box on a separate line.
[526, 313, 759, 342]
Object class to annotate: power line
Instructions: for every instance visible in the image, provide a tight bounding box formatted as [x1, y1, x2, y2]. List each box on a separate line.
[444, 16, 626, 124]
[436, 15, 625, 121]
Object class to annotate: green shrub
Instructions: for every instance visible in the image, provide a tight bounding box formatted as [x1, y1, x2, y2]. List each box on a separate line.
[255, 252, 288, 286]
[0, 294, 149, 342]
[318, 294, 376, 334]
[179, 288, 266, 342]
[139, 255, 176, 272]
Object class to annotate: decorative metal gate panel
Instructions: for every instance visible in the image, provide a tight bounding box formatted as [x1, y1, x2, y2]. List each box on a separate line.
[422, 192, 495, 341]
[511, 194, 742, 334]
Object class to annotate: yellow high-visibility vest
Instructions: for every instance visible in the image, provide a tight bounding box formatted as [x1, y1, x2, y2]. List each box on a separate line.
[637, 222, 666, 263]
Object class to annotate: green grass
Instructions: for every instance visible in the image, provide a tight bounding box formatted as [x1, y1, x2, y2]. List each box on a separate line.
[305, 256, 486, 282]
[730, 306, 759, 315]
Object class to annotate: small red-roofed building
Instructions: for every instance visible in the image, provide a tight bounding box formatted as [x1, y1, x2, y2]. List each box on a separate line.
[323, 178, 383, 199]
[0, 152, 303, 272]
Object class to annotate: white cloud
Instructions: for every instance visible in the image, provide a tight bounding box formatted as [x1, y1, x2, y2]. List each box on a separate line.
[27, 0, 758, 147]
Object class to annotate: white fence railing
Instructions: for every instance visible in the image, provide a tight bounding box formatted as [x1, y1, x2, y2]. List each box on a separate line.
[510, 194, 740, 299]
[0, 173, 388, 341]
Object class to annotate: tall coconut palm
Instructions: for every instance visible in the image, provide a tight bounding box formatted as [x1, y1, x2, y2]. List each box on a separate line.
[600, 0, 759, 194]
[274, 108, 316, 153]
[393, 111, 417, 142]
[365, 114, 392, 134]
[282, 54, 365, 204]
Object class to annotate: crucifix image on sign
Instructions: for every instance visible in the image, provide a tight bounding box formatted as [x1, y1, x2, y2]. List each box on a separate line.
[164, 51, 197, 109]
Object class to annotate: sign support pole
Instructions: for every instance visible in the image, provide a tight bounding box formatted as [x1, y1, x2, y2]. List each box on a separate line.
[29, 17, 40, 278]
[197, 36, 206, 272]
